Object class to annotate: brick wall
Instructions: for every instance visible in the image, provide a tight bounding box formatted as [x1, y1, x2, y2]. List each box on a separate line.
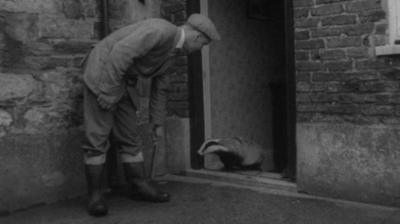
[294, 0, 400, 124]
[294, 0, 400, 206]
[160, 0, 189, 118]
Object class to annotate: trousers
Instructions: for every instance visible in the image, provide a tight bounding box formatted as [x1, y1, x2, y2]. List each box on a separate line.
[82, 84, 143, 165]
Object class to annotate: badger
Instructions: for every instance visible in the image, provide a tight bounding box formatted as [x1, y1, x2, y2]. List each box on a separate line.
[197, 137, 265, 171]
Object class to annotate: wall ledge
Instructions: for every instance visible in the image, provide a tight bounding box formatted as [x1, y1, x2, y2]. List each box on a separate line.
[375, 45, 400, 56]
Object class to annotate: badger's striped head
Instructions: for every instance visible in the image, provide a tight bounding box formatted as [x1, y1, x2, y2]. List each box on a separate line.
[197, 139, 229, 155]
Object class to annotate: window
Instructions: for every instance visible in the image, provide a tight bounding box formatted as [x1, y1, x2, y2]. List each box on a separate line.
[388, 0, 400, 45]
[376, 0, 400, 55]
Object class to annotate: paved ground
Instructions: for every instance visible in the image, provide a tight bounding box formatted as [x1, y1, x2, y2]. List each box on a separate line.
[1, 176, 400, 224]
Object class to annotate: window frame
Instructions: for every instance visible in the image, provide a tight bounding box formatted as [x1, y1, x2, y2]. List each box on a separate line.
[388, 0, 400, 45]
[375, 0, 400, 56]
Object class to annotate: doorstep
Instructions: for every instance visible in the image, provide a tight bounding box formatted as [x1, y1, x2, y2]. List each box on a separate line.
[156, 172, 399, 215]
[181, 169, 297, 193]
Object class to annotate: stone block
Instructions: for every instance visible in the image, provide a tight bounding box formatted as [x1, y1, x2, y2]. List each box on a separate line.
[327, 37, 362, 48]
[295, 51, 310, 61]
[344, 0, 383, 12]
[312, 71, 378, 82]
[311, 24, 374, 38]
[295, 30, 310, 40]
[293, 0, 314, 8]
[375, 23, 388, 35]
[361, 105, 395, 116]
[316, 0, 347, 4]
[381, 69, 400, 80]
[0, 0, 60, 13]
[372, 35, 387, 46]
[325, 61, 353, 71]
[319, 49, 346, 60]
[23, 107, 46, 134]
[37, 69, 84, 101]
[0, 73, 37, 101]
[22, 104, 81, 134]
[61, 0, 98, 19]
[359, 81, 399, 93]
[0, 131, 86, 212]
[294, 8, 309, 18]
[296, 61, 324, 71]
[355, 59, 388, 70]
[347, 47, 370, 59]
[296, 39, 325, 49]
[311, 4, 343, 16]
[108, 0, 161, 23]
[38, 15, 94, 39]
[296, 81, 326, 92]
[27, 42, 53, 56]
[295, 18, 320, 28]
[296, 72, 311, 81]
[359, 10, 386, 23]
[51, 39, 96, 54]
[0, 11, 39, 44]
[322, 15, 357, 26]
[296, 81, 312, 92]
[0, 109, 12, 137]
[0, 36, 26, 69]
[298, 93, 339, 103]
[310, 49, 321, 60]
[297, 123, 400, 206]
[24, 55, 75, 70]
[0, 110, 12, 127]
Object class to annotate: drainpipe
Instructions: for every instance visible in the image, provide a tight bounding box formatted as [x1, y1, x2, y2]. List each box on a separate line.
[100, 0, 110, 38]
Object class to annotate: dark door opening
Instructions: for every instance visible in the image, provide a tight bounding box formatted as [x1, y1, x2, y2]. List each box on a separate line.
[188, 0, 296, 181]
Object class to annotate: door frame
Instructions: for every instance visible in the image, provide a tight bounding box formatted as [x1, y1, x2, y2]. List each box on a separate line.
[187, 0, 297, 179]
[187, 0, 204, 170]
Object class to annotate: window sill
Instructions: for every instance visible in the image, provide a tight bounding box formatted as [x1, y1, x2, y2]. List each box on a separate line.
[375, 45, 400, 56]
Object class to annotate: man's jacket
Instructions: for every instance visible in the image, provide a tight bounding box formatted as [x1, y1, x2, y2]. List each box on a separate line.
[83, 18, 181, 125]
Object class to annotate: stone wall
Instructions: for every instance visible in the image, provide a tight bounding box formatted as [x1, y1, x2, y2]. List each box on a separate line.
[0, 0, 164, 213]
[294, 0, 400, 206]
[0, 0, 98, 213]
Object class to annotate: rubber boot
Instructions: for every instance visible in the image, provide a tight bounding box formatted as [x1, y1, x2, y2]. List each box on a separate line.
[85, 165, 108, 217]
[123, 162, 170, 202]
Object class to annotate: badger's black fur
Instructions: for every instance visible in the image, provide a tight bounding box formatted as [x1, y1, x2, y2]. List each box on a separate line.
[214, 151, 262, 171]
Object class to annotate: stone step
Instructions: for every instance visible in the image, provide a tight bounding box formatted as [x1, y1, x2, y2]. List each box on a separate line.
[183, 169, 298, 193]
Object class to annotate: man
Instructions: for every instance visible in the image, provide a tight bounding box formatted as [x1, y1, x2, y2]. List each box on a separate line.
[82, 14, 220, 216]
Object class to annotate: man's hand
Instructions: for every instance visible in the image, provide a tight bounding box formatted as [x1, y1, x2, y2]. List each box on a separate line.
[97, 94, 117, 111]
[150, 123, 164, 141]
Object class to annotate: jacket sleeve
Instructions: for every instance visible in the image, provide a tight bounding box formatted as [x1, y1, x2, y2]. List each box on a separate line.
[150, 73, 170, 125]
[99, 27, 161, 98]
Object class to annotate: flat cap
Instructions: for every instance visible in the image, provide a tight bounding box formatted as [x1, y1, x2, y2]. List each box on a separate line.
[187, 14, 221, 41]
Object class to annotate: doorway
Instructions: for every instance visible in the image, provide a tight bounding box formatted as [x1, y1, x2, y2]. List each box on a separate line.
[188, 0, 296, 181]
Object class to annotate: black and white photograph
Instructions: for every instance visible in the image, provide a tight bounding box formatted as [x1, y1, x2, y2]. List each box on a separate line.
[0, 0, 400, 223]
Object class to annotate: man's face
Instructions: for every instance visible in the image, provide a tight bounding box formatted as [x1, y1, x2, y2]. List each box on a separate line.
[184, 31, 210, 54]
